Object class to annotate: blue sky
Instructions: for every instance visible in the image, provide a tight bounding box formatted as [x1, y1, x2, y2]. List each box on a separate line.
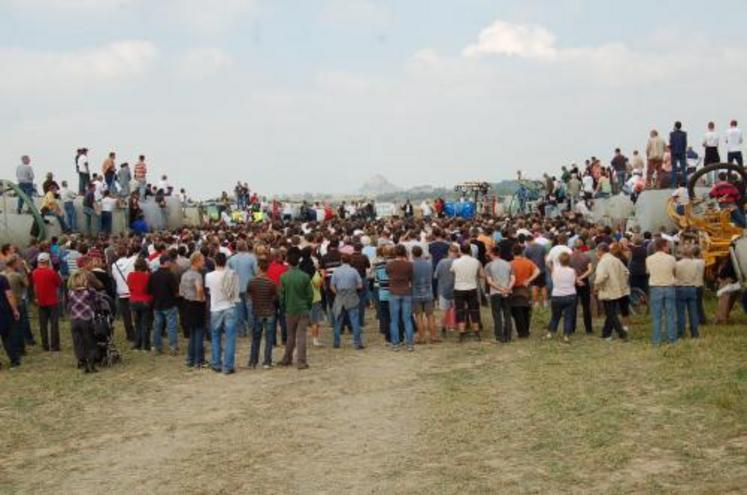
[2, 0, 747, 197]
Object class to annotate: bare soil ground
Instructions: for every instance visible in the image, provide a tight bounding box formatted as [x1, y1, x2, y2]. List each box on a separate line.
[1, 304, 746, 494]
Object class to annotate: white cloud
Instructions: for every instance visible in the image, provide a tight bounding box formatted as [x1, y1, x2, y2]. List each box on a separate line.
[463, 19, 557, 59]
[176, 48, 233, 79]
[0, 40, 158, 94]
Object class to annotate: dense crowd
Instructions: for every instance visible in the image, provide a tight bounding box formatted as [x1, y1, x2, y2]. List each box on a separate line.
[1, 208, 745, 375]
[2, 119, 745, 374]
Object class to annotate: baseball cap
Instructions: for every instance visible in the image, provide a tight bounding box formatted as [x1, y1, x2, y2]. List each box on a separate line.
[37, 253, 50, 263]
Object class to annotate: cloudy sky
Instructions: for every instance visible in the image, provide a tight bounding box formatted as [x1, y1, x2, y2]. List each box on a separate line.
[2, 0, 746, 197]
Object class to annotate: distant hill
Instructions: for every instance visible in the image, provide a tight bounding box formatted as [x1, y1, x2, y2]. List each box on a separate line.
[359, 174, 401, 196]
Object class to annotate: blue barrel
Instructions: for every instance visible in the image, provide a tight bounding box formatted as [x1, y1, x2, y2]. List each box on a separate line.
[444, 201, 476, 219]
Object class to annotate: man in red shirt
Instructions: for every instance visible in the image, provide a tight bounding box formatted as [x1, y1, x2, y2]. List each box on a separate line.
[709, 172, 745, 227]
[32, 253, 63, 351]
[267, 249, 288, 345]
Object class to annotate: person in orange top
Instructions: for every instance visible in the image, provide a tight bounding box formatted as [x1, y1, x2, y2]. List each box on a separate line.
[509, 244, 540, 338]
[101, 151, 116, 191]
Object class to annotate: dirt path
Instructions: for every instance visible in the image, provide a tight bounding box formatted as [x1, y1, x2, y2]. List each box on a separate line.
[2, 339, 449, 494]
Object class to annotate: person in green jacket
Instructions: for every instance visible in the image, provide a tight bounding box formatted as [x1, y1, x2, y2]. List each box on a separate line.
[278, 247, 314, 369]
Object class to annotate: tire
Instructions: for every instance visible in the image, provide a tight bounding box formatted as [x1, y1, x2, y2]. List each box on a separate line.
[687, 162, 747, 204]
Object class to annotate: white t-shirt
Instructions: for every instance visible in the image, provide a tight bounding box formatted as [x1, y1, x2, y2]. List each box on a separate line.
[450, 255, 481, 291]
[582, 175, 594, 193]
[101, 197, 118, 212]
[703, 131, 719, 148]
[546, 245, 572, 270]
[94, 181, 105, 201]
[111, 256, 136, 297]
[535, 236, 551, 247]
[76, 154, 89, 174]
[725, 127, 743, 153]
[158, 180, 171, 191]
[205, 269, 237, 312]
[551, 266, 577, 297]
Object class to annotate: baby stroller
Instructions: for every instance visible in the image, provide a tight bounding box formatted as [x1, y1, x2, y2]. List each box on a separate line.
[91, 292, 122, 367]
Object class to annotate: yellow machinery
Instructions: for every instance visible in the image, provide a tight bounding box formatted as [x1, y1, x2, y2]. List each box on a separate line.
[667, 163, 746, 278]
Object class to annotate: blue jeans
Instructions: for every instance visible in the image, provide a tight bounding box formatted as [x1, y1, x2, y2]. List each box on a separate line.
[333, 306, 363, 347]
[17, 183, 34, 214]
[250, 314, 275, 366]
[671, 155, 687, 187]
[44, 211, 69, 233]
[83, 206, 98, 236]
[186, 326, 205, 366]
[210, 307, 237, 373]
[650, 287, 676, 344]
[152, 307, 178, 351]
[549, 295, 577, 336]
[271, 304, 287, 345]
[64, 201, 77, 232]
[18, 300, 34, 345]
[78, 172, 90, 195]
[675, 287, 699, 338]
[358, 284, 369, 327]
[389, 294, 414, 346]
[615, 170, 626, 193]
[235, 294, 254, 337]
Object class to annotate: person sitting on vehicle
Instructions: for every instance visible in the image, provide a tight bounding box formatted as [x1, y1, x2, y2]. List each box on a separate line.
[709, 172, 745, 227]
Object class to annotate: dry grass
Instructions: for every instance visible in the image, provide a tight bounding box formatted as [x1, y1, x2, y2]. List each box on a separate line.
[0, 299, 746, 494]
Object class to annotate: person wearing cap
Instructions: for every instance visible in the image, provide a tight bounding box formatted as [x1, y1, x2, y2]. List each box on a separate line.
[147, 254, 180, 355]
[32, 253, 63, 352]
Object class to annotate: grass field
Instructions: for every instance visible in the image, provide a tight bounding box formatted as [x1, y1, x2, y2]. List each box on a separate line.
[0, 300, 746, 494]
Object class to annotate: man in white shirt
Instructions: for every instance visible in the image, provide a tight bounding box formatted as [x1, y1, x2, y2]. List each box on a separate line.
[76, 148, 90, 195]
[93, 175, 105, 201]
[725, 119, 743, 166]
[111, 246, 137, 342]
[703, 121, 721, 166]
[59, 180, 78, 232]
[205, 253, 239, 374]
[450, 244, 485, 341]
[100, 191, 118, 235]
[582, 174, 595, 197]
[545, 234, 573, 275]
[158, 175, 171, 192]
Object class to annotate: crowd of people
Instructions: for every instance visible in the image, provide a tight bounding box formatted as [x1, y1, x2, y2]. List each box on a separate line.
[14, 149, 190, 237]
[0, 208, 744, 375]
[1, 122, 745, 375]
[519, 120, 745, 222]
